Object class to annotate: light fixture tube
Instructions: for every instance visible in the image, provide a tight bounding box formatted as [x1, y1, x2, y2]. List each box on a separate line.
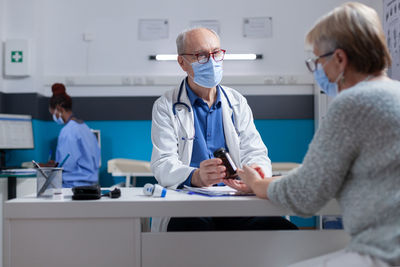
[149, 53, 262, 61]
[155, 54, 178, 61]
[224, 54, 257, 60]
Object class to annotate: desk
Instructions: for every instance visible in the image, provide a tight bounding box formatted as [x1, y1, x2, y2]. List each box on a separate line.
[4, 188, 349, 267]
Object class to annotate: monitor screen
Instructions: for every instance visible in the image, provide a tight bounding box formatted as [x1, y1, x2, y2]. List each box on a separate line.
[0, 113, 34, 149]
[91, 129, 101, 149]
[90, 129, 101, 167]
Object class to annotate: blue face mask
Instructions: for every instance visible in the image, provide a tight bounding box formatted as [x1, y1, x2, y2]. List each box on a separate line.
[190, 58, 223, 88]
[314, 63, 338, 97]
[52, 112, 64, 125]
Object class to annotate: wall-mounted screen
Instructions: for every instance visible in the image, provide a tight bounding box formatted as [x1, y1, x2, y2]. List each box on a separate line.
[0, 113, 34, 149]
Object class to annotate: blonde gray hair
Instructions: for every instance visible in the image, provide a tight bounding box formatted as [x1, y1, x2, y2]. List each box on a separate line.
[176, 27, 219, 54]
[306, 2, 391, 73]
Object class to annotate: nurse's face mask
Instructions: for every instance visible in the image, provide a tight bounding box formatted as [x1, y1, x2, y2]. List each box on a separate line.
[182, 49, 225, 88]
[52, 110, 64, 125]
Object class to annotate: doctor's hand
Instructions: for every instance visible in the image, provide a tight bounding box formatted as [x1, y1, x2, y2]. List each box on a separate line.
[191, 158, 226, 187]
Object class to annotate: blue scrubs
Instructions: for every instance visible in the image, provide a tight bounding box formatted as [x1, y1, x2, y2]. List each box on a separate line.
[56, 120, 100, 188]
[179, 84, 228, 187]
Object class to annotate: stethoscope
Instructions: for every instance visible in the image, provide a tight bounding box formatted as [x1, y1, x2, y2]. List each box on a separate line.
[172, 79, 192, 116]
[172, 78, 238, 140]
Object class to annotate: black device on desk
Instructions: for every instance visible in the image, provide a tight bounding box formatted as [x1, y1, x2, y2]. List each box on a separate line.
[72, 185, 121, 200]
[72, 185, 101, 200]
[101, 188, 121, 198]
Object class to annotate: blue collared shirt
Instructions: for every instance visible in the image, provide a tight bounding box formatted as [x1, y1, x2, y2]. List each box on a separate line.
[179, 84, 228, 188]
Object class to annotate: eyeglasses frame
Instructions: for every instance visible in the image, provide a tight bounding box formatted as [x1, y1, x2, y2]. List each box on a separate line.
[180, 49, 226, 64]
[305, 51, 335, 72]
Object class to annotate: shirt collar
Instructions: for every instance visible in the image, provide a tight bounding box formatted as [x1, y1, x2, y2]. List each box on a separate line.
[186, 82, 222, 108]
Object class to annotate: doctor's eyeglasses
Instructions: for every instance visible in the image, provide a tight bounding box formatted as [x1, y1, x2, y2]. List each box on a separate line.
[305, 51, 334, 72]
[180, 49, 226, 64]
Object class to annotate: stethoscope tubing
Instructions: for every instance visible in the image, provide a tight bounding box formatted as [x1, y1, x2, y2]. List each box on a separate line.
[172, 78, 238, 140]
[173, 78, 233, 114]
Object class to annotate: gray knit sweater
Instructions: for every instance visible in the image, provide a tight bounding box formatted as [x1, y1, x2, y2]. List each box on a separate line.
[268, 80, 400, 265]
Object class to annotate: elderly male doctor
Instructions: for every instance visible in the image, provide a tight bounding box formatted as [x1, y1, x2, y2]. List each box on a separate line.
[151, 27, 297, 232]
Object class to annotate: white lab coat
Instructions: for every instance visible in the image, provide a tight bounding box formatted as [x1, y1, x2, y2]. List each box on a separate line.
[150, 79, 272, 231]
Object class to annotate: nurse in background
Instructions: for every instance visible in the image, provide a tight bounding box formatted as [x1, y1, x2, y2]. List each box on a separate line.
[49, 83, 100, 188]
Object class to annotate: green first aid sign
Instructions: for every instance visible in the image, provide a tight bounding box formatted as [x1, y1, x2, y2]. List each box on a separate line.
[11, 51, 23, 63]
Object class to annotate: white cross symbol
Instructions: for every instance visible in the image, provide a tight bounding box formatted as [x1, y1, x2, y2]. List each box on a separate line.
[12, 52, 22, 62]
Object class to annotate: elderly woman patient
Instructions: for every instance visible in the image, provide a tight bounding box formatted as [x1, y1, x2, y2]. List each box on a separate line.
[225, 2, 400, 267]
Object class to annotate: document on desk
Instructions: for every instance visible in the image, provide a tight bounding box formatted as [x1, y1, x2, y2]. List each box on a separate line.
[183, 185, 254, 196]
[1, 168, 37, 175]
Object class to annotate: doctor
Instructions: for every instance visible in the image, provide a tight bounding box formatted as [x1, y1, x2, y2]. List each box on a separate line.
[151, 27, 297, 232]
[49, 83, 101, 188]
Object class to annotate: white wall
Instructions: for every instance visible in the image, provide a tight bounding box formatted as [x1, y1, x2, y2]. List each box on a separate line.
[0, 0, 4, 93]
[1, 0, 383, 96]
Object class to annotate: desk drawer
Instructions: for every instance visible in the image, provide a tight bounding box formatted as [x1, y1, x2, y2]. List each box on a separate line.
[142, 230, 350, 267]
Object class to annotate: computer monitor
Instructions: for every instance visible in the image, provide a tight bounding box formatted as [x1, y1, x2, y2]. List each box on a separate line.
[0, 113, 34, 149]
[90, 129, 101, 167]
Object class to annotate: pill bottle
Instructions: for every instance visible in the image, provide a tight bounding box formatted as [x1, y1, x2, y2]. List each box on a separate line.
[213, 148, 238, 179]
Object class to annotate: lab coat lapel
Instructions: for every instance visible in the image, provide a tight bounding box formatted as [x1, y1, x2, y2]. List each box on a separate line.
[175, 80, 194, 165]
[179, 80, 194, 139]
[175, 106, 193, 139]
[220, 86, 241, 167]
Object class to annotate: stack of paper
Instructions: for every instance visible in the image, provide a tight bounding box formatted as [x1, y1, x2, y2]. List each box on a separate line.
[1, 168, 37, 175]
[183, 185, 254, 196]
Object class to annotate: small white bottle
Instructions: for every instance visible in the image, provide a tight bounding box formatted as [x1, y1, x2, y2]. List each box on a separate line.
[143, 183, 167, 197]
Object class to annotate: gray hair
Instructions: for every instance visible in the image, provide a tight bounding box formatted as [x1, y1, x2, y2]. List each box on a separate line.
[315, 38, 338, 54]
[176, 27, 220, 54]
[306, 2, 391, 73]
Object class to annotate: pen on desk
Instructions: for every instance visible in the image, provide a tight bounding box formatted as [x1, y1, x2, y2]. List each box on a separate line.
[48, 149, 52, 162]
[58, 153, 70, 168]
[32, 160, 49, 179]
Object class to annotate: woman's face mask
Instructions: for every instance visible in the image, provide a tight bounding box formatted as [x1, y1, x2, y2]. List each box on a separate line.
[314, 61, 343, 97]
[185, 56, 223, 88]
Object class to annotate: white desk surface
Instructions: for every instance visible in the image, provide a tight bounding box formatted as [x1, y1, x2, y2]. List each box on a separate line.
[4, 187, 341, 219]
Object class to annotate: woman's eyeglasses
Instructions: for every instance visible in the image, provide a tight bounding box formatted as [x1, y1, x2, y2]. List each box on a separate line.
[305, 51, 334, 72]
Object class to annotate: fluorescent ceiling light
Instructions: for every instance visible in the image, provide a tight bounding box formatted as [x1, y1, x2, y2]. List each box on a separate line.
[224, 54, 258, 60]
[155, 54, 178, 61]
[149, 54, 262, 61]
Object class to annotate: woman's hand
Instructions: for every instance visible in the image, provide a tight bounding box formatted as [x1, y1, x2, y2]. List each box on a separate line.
[223, 179, 253, 193]
[249, 164, 265, 179]
[237, 165, 264, 187]
[224, 164, 265, 193]
[237, 165, 280, 199]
